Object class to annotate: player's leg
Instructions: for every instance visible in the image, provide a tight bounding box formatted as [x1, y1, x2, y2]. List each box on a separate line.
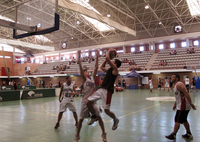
[73, 112, 78, 127]
[182, 110, 193, 139]
[54, 101, 67, 129]
[74, 119, 83, 142]
[98, 116, 107, 142]
[68, 101, 78, 126]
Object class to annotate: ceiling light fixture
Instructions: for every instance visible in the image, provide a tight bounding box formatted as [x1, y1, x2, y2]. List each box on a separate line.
[159, 22, 162, 25]
[145, 5, 149, 9]
[107, 14, 111, 17]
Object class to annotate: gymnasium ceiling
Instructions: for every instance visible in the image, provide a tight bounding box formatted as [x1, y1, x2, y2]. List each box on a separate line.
[0, 0, 200, 54]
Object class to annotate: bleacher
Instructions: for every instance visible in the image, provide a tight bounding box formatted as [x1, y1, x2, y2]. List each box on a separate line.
[32, 51, 154, 75]
[150, 46, 200, 70]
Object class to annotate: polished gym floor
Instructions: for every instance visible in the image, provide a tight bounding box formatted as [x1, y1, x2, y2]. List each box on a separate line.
[0, 89, 199, 142]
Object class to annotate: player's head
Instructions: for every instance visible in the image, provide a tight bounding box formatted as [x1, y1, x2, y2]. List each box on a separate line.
[83, 68, 90, 77]
[66, 76, 71, 83]
[149, 78, 151, 80]
[171, 74, 180, 83]
[165, 77, 167, 79]
[114, 59, 121, 68]
[187, 76, 188, 78]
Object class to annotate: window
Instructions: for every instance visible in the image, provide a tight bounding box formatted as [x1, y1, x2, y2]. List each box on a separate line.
[36, 59, 39, 63]
[99, 51, 102, 55]
[56, 56, 59, 60]
[116, 50, 123, 53]
[66, 55, 69, 59]
[86, 52, 89, 57]
[46, 58, 48, 61]
[131, 47, 135, 52]
[140, 46, 144, 51]
[194, 40, 199, 46]
[73, 54, 76, 58]
[170, 43, 175, 48]
[181, 42, 187, 47]
[92, 52, 95, 56]
[159, 44, 164, 49]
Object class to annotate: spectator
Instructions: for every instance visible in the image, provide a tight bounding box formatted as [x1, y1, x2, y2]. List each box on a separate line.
[128, 64, 134, 71]
[186, 49, 190, 54]
[129, 60, 133, 65]
[174, 50, 177, 55]
[164, 60, 168, 66]
[52, 66, 56, 70]
[132, 60, 136, 65]
[170, 50, 174, 55]
[159, 60, 163, 66]
[134, 64, 138, 70]
[190, 48, 195, 53]
[118, 79, 121, 87]
[122, 79, 126, 89]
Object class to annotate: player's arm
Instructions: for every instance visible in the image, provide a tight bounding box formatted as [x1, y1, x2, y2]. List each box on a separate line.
[151, 75, 153, 81]
[106, 49, 118, 75]
[173, 101, 176, 110]
[77, 50, 87, 82]
[100, 60, 108, 72]
[59, 85, 63, 102]
[93, 51, 99, 80]
[176, 83, 197, 110]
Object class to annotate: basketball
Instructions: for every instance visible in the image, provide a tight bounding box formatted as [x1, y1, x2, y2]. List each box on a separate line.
[109, 49, 117, 59]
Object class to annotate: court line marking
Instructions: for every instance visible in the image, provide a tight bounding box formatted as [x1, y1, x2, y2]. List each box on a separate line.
[105, 101, 167, 123]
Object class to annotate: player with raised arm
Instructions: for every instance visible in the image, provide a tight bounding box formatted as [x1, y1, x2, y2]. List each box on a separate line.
[54, 76, 78, 129]
[165, 74, 196, 140]
[87, 48, 121, 131]
[74, 51, 106, 142]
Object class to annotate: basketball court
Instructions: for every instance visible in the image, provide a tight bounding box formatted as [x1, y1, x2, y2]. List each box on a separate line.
[0, 89, 199, 142]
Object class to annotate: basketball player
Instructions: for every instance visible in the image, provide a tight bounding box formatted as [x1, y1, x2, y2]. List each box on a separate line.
[157, 78, 162, 92]
[54, 76, 78, 129]
[190, 77, 198, 92]
[163, 77, 170, 91]
[87, 49, 122, 131]
[184, 76, 190, 92]
[74, 51, 106, 142]
[149, 76, 153, 92]
[165, 74, 196, 140]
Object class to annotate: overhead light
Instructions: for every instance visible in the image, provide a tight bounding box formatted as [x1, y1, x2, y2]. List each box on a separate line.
[71, 37, 74, 39]
[145, 5, 149, 9]
[107, 14, 111, 17]
[159, 22, 162, 25]
[77, 21, 80, 24]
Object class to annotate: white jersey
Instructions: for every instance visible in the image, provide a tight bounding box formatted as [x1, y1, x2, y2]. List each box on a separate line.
[82, 76, 95, 101]
[185, 78, 189, 85]
[62, 83, 74, 100]
[165, 79, 168, 84]
[149, 80, 153, 88]
[174, 82, 191, 110]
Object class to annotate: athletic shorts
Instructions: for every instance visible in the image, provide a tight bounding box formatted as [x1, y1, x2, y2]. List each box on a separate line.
[165, 83, 169, 88]
[170, 82, 173, 87]
[88, 88, 112, 110]
[59, 98, 77, 112]
[79, 101, 100, 119]
[175, 110, 190, 124]
[122, 83, 126, 87]
[150, 85, 153, 89]
[186, 85, 189, 88]
[191, 84, 196, 88]
[158, 85, 161, 88]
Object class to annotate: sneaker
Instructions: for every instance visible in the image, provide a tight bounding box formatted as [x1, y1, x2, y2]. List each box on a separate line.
[101, 133, 107, 142]
[73, 135, 80, 142]
[165, 132, 176, 140]
[182, 133, 193, 139]
[54, 123, 60, 129]
[88, 117, 98, 125]
[112, 118, 119, 130]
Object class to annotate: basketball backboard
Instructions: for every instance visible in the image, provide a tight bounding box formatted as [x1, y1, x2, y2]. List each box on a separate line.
[0, 0, 59, 39]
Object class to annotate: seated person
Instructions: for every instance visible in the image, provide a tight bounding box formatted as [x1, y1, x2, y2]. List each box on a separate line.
[134, 64, 139, 70]
[128, 65, 134, 71]
[186, 49, 190, 54]
[190, 48, 195, 53]
[132, 60, 136, 65]
[159, 60, 162, 66]
[129, 61, 133, 65]
[170, 50, 174, 55]
[115, 86, 124, 92]
[174, 50, 177, 55]
[163, 60, 168, 66]
[52, 66, 56, 70]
